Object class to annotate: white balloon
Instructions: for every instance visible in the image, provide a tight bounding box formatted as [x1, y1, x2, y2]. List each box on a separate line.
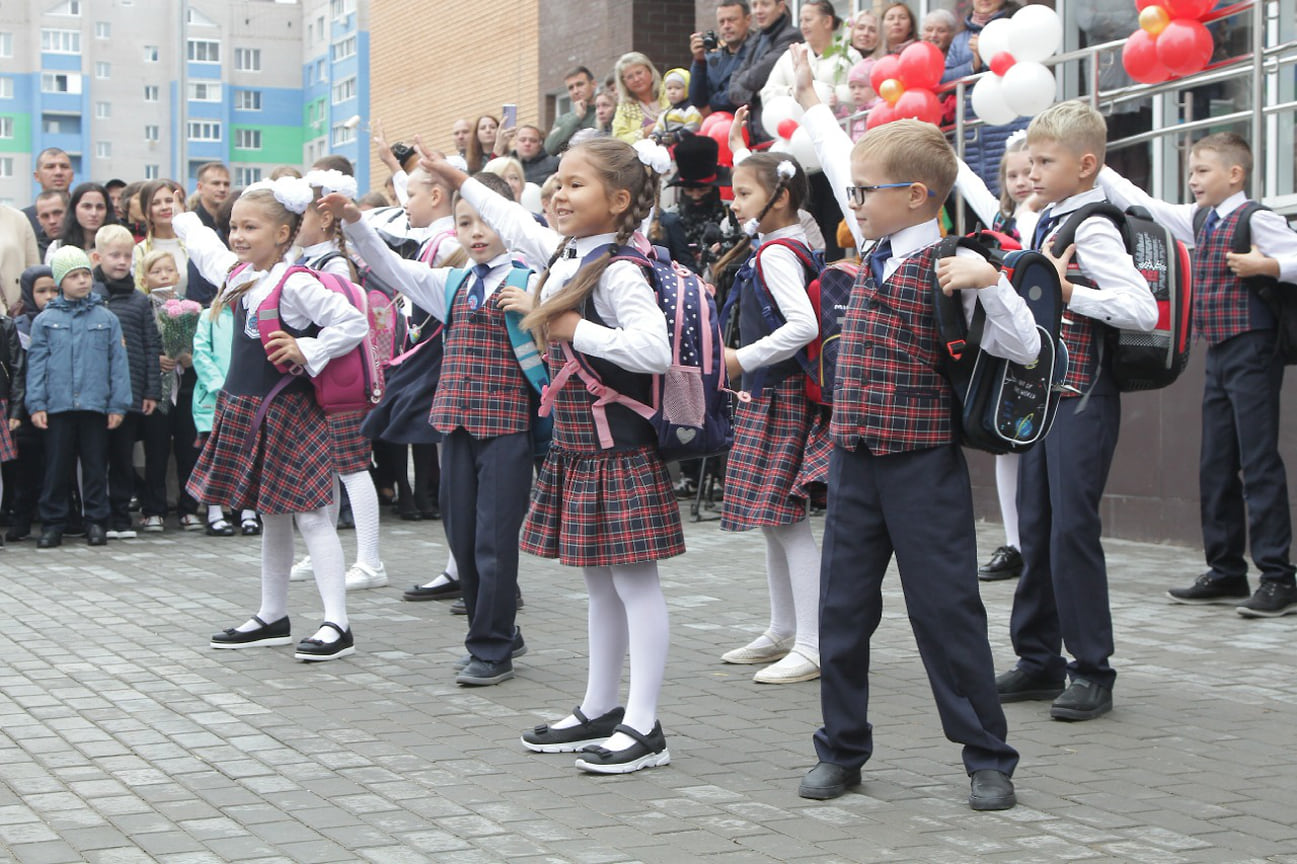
[768, 139, 791, 154]
[835, 84, 853, 109]
[787, 127, 822, 173]
[761, 95, 805, 139]
[1009, 5, 1063, 63]
[520, 182, 543, 215]
[977, 18, 1013, 65]
[970, 74, 1018, 126]
[1000, 61, 1056, 117]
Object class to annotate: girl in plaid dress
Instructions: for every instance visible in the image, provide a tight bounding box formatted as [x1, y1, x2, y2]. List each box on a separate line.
[714, 151, 829, 685]
[424, 137, 681, 774]
[175, 177, 368, 662]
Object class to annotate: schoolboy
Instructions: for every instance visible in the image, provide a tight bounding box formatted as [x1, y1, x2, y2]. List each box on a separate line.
[93, 225, 161, 539]
[996, 101, 1157, 721]
[1099, 133, 1297, 618]
[327, 172, 533, 687]
[792, 43, 1036, 810]
[25, 246, 132, 548]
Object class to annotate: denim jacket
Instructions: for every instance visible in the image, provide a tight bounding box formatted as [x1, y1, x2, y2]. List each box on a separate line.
[25, 292, 133, 416]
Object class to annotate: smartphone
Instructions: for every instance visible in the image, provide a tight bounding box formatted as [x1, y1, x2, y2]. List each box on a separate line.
[501, 103, 517, 129]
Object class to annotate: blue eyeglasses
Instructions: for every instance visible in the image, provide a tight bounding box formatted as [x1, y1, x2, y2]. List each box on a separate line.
[844, 183, 937, 206]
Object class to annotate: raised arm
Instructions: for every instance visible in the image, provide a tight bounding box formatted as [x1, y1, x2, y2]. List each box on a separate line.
[1096, 166, 1196, 246]
[791, 44, 861, 247]
[955, 158, 1002, 230]
[172, 212, 238, 287]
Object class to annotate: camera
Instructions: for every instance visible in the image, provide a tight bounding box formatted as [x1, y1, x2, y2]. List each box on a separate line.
[702, 30, 720, 51]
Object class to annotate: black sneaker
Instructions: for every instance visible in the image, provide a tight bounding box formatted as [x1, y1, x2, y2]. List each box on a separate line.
[1168, 572, 1250, 605]
[979, 545, 1023, 581]
[995, 667, 1065, 703]
[574, 721, 670, 774]
[522, 706, 625, 753]
[454, 627, 527, 671]
[456, 656, 514, 686]
[5, 523, 31, 542]
[294, 622, 355, 661]
[1236, 581, 1297, 619]
[1050, 678, 1112, 721]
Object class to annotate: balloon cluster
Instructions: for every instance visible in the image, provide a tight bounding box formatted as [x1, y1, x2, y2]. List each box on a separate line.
[757, 97, 822, 171]
[863, 41, 947, 130]
[968, 5, 1063, 126]
[699, 112, 747, 166]
[1122, 0, 1215, 84]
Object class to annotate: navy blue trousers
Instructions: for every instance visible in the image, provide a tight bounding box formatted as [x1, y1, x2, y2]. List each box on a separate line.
[815, 442, 1019, 777]
[1011, 392, 1120, 689]
[440, 429, 532, 663]
[40, 411, 109, 531]
[1200, 331, 1294, 584]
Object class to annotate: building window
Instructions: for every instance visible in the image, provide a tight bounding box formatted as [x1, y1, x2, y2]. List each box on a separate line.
[95, 21, 110, 39]
[0, 158, 13, 178]
[316, 15, 324, 40]
[332, 35, 356, 62]
[235, 129, 261, 150]
[234, 167, 262, 186]
[187, 39, 220, 63]
[143, 45, 158, 62]
[0, 117, 11, 139]
[188, 81, 221, 102]
[332, 77, 356, 104]
[41, 73, 78, 93]
[188, 121, 221, 142]
[41, 29, 81, 54]
[235, 48, 261, 72]
[96, 141, 111, 159]
[331, 123, 355, 146]
[95, 101, 110, 118]
[0, 77, 12, 100]
[144, 85, 159, 101]
[330, 0, 355, 18]
[95, 62, 110, 79]
[144, 164, 159, 180]
[144, 124, 159, 141]
[50, 0, 81, 14]
[235, 89, 262, 111]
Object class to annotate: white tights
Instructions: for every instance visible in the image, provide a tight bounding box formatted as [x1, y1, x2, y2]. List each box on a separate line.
[241, 508, 348, 642]
[995, 453, 1021, 549]
[761, 520, 821, 657]
[333, 470, 381, 566]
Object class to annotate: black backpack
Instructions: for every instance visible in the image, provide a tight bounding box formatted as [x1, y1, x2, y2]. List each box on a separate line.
[1193, 202, 1297, 365]
[931, 236, 1069, 455]
[1050, 203, 1193, 392]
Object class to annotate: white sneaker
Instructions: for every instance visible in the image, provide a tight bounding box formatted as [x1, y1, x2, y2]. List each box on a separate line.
[753, 648, 821, 684]
[345, 561, 389, 591]
[141, 515, 164, 533]
[721, 632, 794, 665]
[289, 556, 313, 581]
[106, 528, 138, 540]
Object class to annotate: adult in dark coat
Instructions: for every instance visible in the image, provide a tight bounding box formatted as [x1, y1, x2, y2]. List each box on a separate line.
[728, 0, 803, 145]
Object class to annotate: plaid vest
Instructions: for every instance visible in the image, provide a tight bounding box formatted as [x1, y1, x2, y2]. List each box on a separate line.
[428, 286, 533, 438]
[830, 244, 955, 455]
[1193, 205, 1262, 345]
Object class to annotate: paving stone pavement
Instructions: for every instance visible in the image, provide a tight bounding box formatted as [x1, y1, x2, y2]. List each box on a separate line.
[1, 504, 1296, 864]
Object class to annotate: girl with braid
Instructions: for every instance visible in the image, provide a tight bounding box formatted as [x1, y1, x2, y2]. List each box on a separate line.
[175, 177, 367, 662]
[714, 150, 829, 685]
[422, 137, 681, 774]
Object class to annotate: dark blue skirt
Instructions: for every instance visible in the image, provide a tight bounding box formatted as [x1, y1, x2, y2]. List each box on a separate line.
[361, 337, 444, 445]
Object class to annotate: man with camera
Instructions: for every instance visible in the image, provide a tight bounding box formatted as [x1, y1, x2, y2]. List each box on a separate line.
[689, 2, 753, 115]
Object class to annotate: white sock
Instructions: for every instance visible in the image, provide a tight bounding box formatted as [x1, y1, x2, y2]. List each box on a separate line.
[340, 470, 380, 566]
[240, 509, 256, 523]
[207, 504, 224, 522]
[995, 453, 1021, 549]
[297, 507, 348, 639]
[243, 513, 293, 630]
[326, 473, 342, 526]
[761, 526, 796, 643]
[422, 571, 455, 589]
[768, 520, 821, 658]
[601, 562, 669, 751]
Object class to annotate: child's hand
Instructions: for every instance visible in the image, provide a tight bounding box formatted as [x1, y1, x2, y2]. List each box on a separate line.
[544, 310, 583, 343]
[496, 285, 535, 316]
[937, 255, 1000, 295]
[30, 411, 46, 430]
[177, 351, 192, 369]
[107, 413, 123, 430]
[264, 331, 306, 367]
[159, 354, 177, 373]
[1042, 241, 1077, 303]
[415, 137, 467, 187]
[372, 119, 400, 173]
[318, 192, 362, 224]
[729, 105, 750, 157]
[790, 43, 820, 110]
[724, 346, 744, 381]
[7, 417, 19, 432]
[1226, 245, 1281, 279]
[142, 399, 157, 416]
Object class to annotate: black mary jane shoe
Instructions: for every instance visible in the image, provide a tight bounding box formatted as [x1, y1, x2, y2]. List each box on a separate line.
[240, 516, 262, 536]
[403, 573, 462, 601]
[522, 706, 625, 753]
[211, 615, 292, 649]
[574, 722, 670, 774]
[206, 517, 236, 537]
[295, 622, 355, 662]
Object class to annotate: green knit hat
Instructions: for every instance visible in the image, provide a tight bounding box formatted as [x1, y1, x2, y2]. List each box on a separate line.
[51, 245, 93, 288]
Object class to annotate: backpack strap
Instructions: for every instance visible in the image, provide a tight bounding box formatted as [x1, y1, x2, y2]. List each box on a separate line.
[1047, 201, 1129, 258]
[931, 235, 992, 363]
[244, 265, 313, 449]
[501, 267, 548, 396]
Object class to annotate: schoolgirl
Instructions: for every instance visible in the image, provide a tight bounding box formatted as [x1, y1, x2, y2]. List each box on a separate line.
[175, 177, 367, 661]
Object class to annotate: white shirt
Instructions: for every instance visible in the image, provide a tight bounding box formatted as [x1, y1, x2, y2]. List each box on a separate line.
[460, 178, 671, 375]
[735, 224, 818, 373]
[299, 240, 353, 279]
[1099, 167, 1297, 284]
[174, 211, 367, 377]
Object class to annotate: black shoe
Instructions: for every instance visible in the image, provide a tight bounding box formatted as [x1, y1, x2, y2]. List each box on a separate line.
[211, 615, 292, 649]
[456, 656, 514, 686]
[206, 517, 236, 537]
[1168, 572, 1250, 605]
[86, 524, 108, 546]
[575, 721, 670, 774]
[522, 706, 625, 753]
[336, 504, 355, 530]
[37, 529, 63, 549]
[5, 522, 30, 542]
[798, 761, 861, 800]
[995, 667, 1065, 703]
[295, 622, 355, 661]
[403, 573, 461, 601]
[969, 769, 1016, 810]
[1050, 678, 1112, 721]
[397, 503, 423, 521]
[240, 516, 261, 536]
[1236, 580, 1297, 618]
[455, 628, 527, 671]
[421, 507, 441, 520]
[978, 545, 1023, 581]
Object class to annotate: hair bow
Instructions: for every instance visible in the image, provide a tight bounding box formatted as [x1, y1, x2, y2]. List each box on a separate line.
[633, 139, 673, 175]
[246, 177, 314, 214]
[305, 168, 358, 200]
[776, 160, 797, 181]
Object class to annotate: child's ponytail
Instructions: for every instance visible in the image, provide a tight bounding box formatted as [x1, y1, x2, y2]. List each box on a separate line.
[713, 153, 807, 278]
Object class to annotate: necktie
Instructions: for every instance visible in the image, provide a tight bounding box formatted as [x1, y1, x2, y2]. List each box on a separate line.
[1032, 207, 1056, 252]
[466, 263, 492, 311]
[869, 239, 893, 286]
[1202, 208, 1220, 237]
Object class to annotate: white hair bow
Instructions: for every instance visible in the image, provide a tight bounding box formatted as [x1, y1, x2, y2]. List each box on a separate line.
[305, 169, 358, 200]
[633, 138, 673, 175]
[246, 176, 314, 214]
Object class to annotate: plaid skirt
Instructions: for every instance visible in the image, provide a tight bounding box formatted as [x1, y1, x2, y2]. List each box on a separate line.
[187, 390, 336, 515]
[722, 376, 825, 531]
[521, 445, 686, 567]
[0, 400, 16, 462]
[329, 410, 373, 476]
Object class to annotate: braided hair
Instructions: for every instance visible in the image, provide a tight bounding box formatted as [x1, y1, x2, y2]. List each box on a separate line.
[712, 152, 809, 276]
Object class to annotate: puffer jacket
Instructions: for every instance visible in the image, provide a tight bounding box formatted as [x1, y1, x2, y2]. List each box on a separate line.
[191, 304, 233, 434]
[95, 267, 162, 413]
[25, 292, 132, 416]
[0, 314, 25, 420]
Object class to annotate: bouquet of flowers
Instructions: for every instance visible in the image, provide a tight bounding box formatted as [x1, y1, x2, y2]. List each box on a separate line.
[153, 295, 203, 410]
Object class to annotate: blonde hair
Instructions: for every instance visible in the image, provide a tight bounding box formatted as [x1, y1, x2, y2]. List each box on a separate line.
[138, 249, 179, 291]
[1191, 131, 1253, 179]
[852, 119, 957, 200]
[997, 136, 1030, 218]
[613, 52, 662, 103]
[482, 156, 526, 191]
[93, 224, 134, 252]
[539, 173, 560, 204]
[211, 188, 303, 315]
[270, 165, 303, 180]
[521, 138, 661, 337]
[1027, 100, 1108, 163]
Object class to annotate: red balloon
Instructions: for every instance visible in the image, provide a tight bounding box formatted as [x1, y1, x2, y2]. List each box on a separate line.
[865, 102, 897, 130]
[699, 111, 732, 136]
[870, 55, 901, 96]
[707, 120, 734, 166]
[776, 118, 799, 140]
[897, 41, 944, 91]
[894, 88, 942, 126]
[1163, 0, 1214, 18]
[989, 51, 1016, 77]
[1134, 0, 1165, 10]
[1122, 29, 1171, 84]
[1156, 18, 1213, 76]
